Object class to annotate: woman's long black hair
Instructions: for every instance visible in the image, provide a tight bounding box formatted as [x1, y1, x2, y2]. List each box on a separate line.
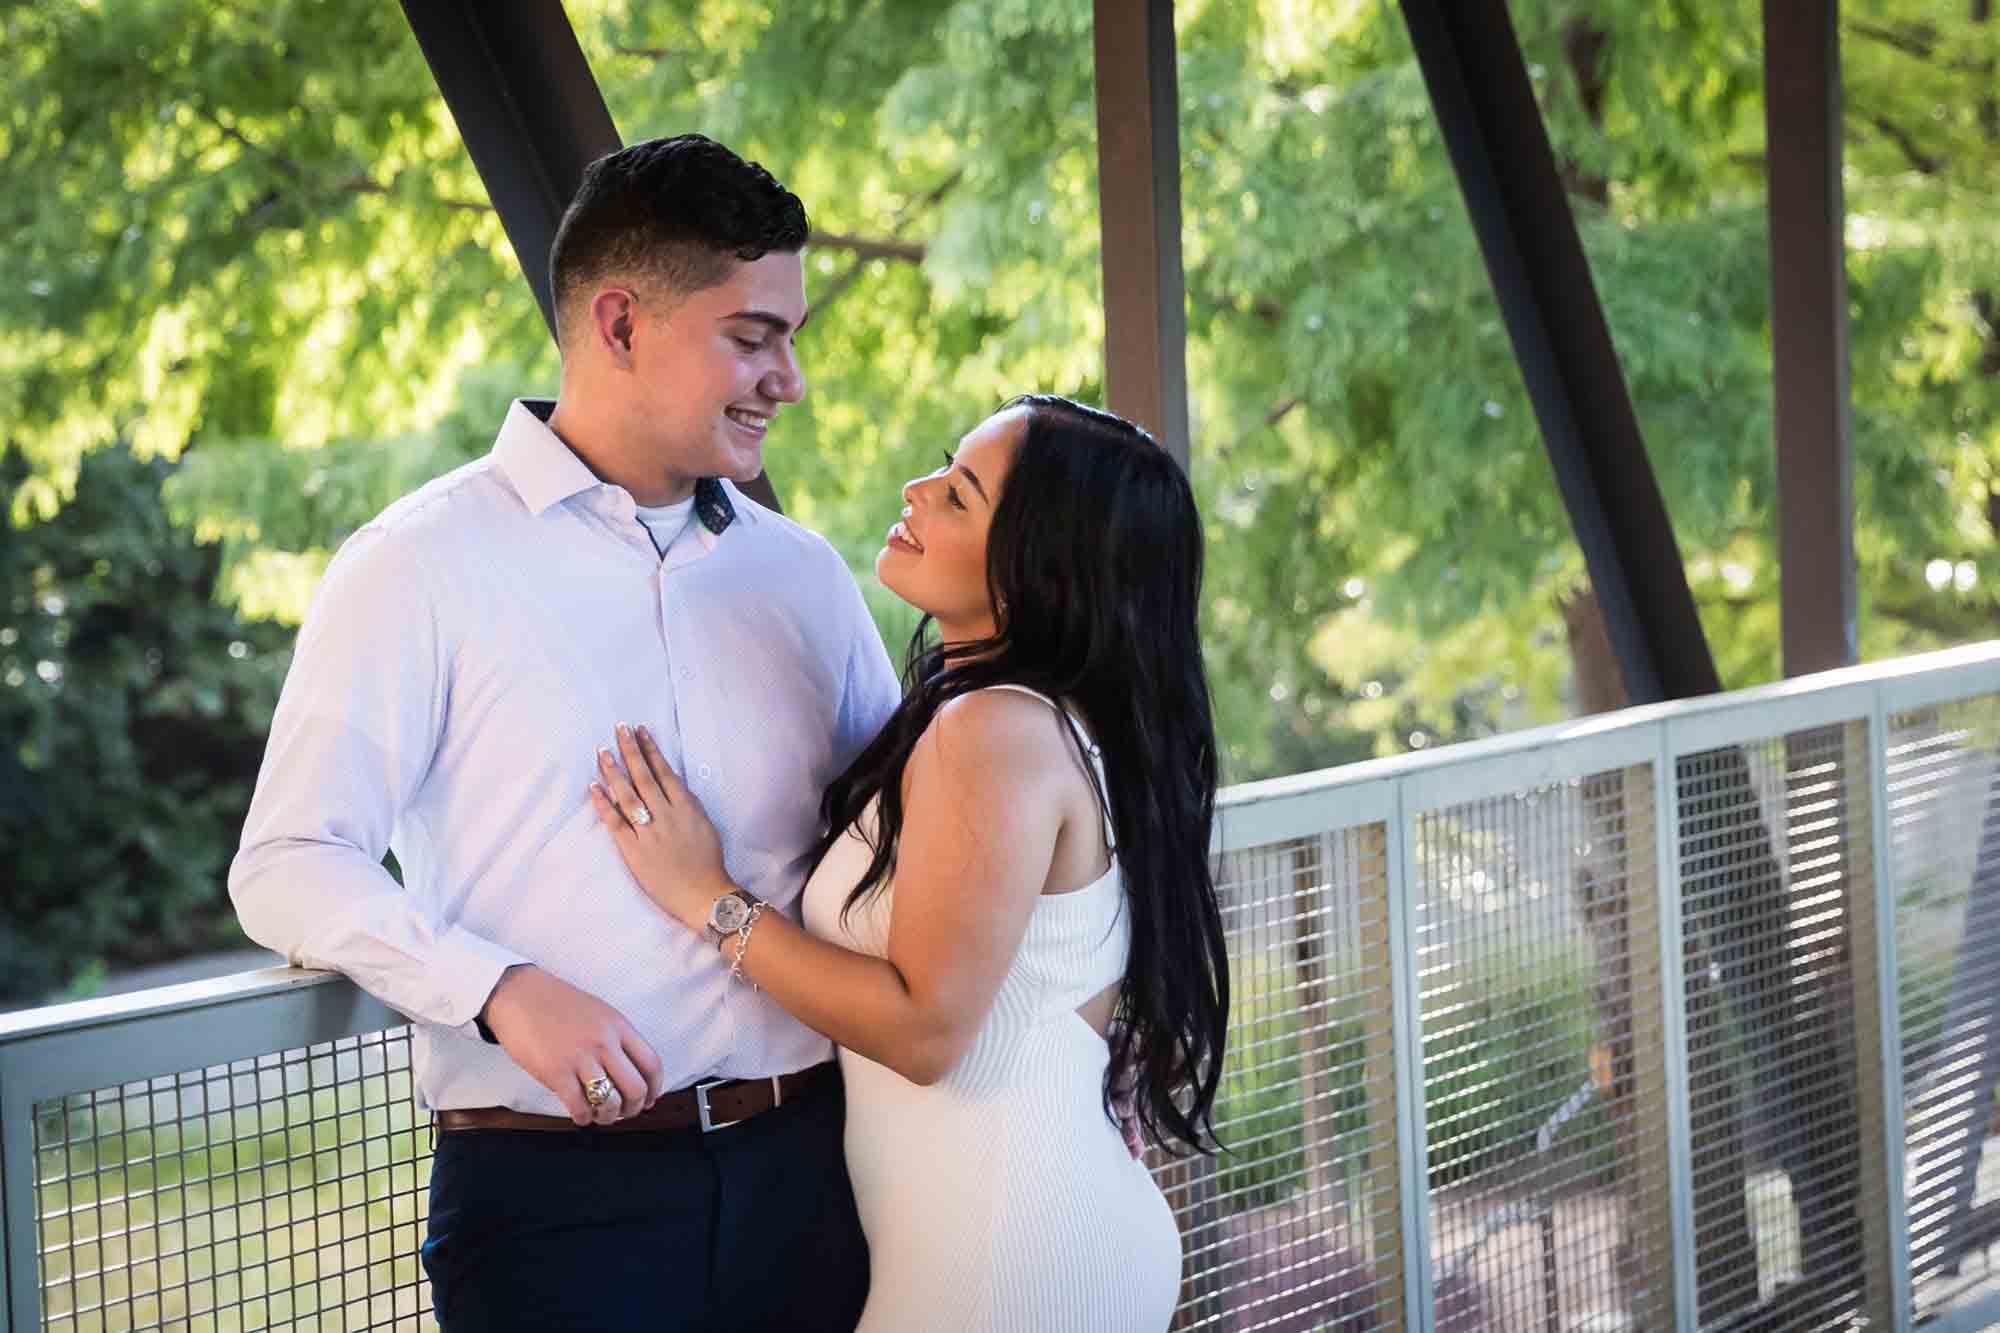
[811, 394, 1229, 1154]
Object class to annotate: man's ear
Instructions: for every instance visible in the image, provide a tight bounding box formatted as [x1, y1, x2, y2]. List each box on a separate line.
[588, 288, 640, 367]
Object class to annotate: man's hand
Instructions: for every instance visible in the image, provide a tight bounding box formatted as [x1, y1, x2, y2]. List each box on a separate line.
[480, 965, 665, 1125]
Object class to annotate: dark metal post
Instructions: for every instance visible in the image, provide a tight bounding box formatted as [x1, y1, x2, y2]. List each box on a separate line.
[1762, 9, 1873, 1318]
[400, 0, 619, 339]
[1092, 0, 1191, 472]
[400, 0, 784, 511]
[1399, 0, 1719, 705]
[1765, 0, 1857, 676]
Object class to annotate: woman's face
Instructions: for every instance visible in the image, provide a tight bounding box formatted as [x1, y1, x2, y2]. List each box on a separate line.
[876, 406, 1025, 641]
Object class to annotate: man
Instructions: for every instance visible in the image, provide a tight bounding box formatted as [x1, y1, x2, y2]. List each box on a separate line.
[230, 135, 900, 1331]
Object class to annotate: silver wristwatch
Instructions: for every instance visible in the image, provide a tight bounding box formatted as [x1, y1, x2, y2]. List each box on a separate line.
[704, 888, 760, 943]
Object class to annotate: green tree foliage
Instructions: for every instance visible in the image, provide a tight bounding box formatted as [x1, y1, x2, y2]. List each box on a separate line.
[4, 0, 1997, 996]
[0, 445, 290, 999]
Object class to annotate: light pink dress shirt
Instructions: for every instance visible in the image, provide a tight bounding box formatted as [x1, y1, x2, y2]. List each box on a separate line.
[230, 399, 902, 1113]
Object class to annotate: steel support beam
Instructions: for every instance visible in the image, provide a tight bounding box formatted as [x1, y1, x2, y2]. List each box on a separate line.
[400, 0, 783, 511]
[1766, 0, 1857, 676]
[401, 0, 618, 339]
[1092, 0, 1191, 472]
[1401, 0, 1720, 704]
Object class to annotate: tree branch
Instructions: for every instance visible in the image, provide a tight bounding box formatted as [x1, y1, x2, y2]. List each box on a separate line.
[1263, 396, 1303, 428]
[809, 169, 963, 313]
[1871, 591, 1991, 643]
[1559, 18, 1611, 207]
[200, 107, 307, 180]
[1863, 112, 1944, 174]
[1974, 291, 2000, 378]
[1847, 18, 1941, 61]
[1221, 396, 1303, 454]
[338, 174, 493, 214]
[203, 105, 493, 217]
[609, 43, 698, 62]
[1845, 19, 1989, 72]
[811, 232, 926, 264]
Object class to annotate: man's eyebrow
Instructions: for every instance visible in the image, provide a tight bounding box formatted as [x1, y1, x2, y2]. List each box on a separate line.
[953, 461, 989, 504]
[721, 309, 809, 335]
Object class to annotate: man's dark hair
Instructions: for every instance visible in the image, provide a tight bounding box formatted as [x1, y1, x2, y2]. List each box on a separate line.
[548, 134, 809, 340]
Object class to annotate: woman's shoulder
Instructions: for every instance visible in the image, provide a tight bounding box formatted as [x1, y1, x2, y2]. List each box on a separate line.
[916, 686, 1076, 780]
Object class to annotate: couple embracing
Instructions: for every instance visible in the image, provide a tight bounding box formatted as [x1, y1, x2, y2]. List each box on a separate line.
[231, 134, 1229, 1332]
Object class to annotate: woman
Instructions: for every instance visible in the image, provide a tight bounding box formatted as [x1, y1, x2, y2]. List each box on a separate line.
[589, 395, 1229, 1330]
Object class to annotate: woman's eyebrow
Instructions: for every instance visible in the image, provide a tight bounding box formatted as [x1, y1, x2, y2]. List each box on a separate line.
[953, 462, 989, 504]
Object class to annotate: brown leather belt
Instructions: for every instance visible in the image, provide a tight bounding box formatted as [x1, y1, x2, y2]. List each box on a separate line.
[435, 1061, 836, 1136]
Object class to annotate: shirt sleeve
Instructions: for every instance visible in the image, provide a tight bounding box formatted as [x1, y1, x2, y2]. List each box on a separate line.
[832, 570, 903, 773]
[228, 524, 528, 1033]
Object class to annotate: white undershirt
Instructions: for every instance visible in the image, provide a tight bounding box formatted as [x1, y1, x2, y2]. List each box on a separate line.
[633, 495, 699, 560]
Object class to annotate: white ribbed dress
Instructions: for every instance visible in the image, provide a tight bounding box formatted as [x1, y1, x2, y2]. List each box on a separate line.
[800, 687, 1182, 1332]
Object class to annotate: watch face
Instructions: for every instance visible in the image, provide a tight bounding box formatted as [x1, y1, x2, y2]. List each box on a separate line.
[711, 892, 752, 935]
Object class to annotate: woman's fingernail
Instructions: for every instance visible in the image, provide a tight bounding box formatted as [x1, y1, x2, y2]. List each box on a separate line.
[618, 723, 631, 737]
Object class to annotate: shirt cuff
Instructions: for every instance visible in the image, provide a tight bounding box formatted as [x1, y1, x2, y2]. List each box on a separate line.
[429, 924, 533, 1039]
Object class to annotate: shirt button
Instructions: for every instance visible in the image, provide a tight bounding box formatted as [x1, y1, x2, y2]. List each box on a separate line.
[681, 668, 694, 681]
[699, 764, 713, 780]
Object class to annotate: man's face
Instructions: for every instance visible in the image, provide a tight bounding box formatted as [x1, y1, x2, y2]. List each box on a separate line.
[626, 249, 808, 488]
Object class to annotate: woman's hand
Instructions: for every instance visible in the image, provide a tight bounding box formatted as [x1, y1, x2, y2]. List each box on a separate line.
[590, 724, 733, 933]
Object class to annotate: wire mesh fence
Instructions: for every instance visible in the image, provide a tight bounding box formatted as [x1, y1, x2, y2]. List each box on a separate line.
[1409, 764, 1672, 1333]
[1890, 696, 2000, 1327]
[30, 1030, 432, 1332]
[1672, 719, 1886, 1329]
[1184, 826, 1406, 1332]
[10, 654, 2000, 1332]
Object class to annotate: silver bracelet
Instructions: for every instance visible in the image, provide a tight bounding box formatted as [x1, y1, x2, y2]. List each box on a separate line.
[730, 901, 767, 987]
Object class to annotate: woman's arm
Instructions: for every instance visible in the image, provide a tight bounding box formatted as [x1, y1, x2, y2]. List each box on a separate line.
[592, 692, 1067, 1084]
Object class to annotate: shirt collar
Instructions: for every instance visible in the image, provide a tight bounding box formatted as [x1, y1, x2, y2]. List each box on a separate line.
[493, 398, 741, 535]
[693, 476, 740, 535]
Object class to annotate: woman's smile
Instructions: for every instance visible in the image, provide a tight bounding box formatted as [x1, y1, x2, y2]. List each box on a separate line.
[886, 516, 924, 554]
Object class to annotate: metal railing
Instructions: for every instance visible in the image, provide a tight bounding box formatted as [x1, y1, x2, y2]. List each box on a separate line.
[11, 641, 2000, 1331]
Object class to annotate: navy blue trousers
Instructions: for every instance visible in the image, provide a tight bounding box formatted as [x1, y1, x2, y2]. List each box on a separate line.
[421, 1075, 868, 1332]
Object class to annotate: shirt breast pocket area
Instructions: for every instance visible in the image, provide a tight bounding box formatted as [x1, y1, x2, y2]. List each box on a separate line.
[736, 711, 834, 790]
[702, 649, 843, 763]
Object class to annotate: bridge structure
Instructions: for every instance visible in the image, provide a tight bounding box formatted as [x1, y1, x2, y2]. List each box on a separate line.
[4, 1, 1975, 1330]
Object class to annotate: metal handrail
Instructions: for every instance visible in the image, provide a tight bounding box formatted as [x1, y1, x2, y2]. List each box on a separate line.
[7, 638, 2000, 1333]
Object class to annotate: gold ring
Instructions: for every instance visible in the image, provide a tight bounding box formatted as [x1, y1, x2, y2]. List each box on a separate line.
[582, 1075, 616, 1107]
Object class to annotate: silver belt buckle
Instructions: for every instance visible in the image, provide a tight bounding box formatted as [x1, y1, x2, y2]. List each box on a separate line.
[694, 1075, 783, 1133]
[694, 1078, 738, 1132]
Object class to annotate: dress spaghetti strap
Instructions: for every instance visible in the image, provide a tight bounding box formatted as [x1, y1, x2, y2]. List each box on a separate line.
[979, 683, 1115, 850]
